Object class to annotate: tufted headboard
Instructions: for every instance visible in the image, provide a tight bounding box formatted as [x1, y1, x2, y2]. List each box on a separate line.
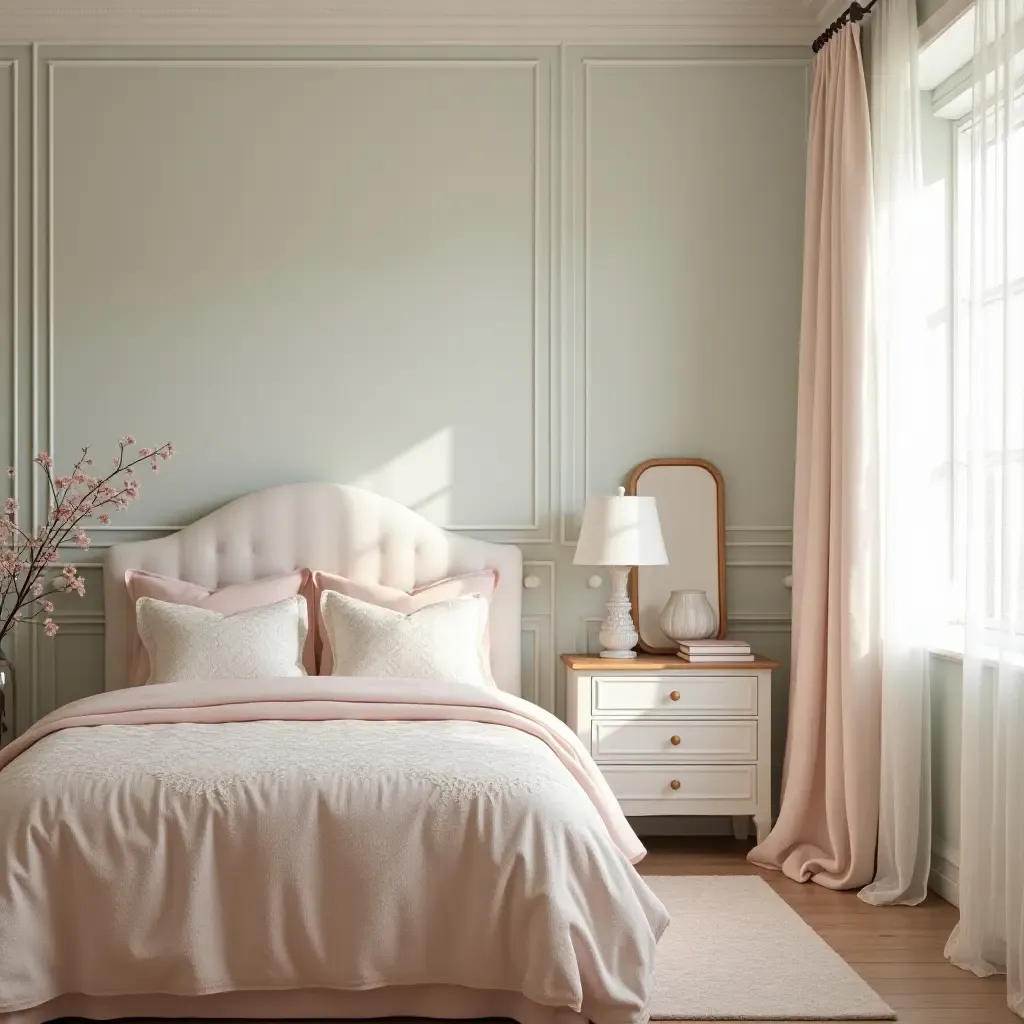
[104, 483, 523, 694]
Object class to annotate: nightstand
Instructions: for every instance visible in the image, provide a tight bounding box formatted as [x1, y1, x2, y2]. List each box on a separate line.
[563, 653, 777, 843]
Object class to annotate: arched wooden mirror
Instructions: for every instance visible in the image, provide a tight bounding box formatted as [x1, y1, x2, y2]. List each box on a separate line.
[626, 458, 728, 653]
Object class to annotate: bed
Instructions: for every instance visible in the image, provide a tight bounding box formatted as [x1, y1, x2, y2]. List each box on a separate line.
[0, 483, 669, 1024]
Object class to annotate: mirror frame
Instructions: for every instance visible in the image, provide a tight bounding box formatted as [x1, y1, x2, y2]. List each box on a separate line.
[626, 457, 728, 653]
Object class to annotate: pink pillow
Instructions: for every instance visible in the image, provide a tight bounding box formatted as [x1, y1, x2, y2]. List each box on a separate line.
[125, 569, 317, 684]
[313, 569, 499, 676]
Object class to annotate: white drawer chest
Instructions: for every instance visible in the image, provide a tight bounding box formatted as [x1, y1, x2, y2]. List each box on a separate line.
[563, 654, 776, 844]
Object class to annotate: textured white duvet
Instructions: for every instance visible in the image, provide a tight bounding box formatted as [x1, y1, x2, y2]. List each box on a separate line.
[0, 679, 669, 1024]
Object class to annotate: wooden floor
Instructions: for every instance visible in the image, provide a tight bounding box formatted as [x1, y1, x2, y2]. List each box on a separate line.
[638, 836, 1017, 1024]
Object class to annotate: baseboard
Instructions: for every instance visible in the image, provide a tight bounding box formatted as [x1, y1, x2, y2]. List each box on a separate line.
[930, 839, 960, 907]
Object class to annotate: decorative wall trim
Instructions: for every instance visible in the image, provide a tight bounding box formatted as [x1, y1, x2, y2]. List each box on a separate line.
[726, 525, 795, 533]
[520, 621, 542, 703]
[581, 613, 790, 648]
[2, 57, 25, 737]
[522, 558, 556, 712]
[729, 613, 793, 632]
[4, 61, 18, 511]
[41, 52, 554, 542]
[30, 43, 41, 531]
[0, 2, 823, 46]
[579, 615, 603, 655]
[561, 53, 807, 545]
[727, 560, 793, 568]
[47, 612, 104, 625]
[36, 617, 104, 721]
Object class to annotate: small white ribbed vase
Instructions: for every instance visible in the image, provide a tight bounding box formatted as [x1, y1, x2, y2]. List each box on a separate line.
[659, 589, 718, 643]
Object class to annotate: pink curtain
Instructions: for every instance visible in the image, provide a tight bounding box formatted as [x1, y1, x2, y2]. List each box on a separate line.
[748, 25, 881, 890]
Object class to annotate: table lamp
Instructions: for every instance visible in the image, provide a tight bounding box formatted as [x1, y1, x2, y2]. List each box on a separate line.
[573, 486, 668, 658]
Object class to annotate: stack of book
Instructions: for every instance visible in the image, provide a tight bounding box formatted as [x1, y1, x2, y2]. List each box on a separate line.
[676, 639, 753, 663]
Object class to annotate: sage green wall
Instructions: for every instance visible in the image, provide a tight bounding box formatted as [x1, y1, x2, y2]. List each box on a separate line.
[917, 0, 951, 22]
[1, 47, 807, 810]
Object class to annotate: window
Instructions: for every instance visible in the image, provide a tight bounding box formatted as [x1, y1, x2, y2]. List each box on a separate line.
[949, 93, 1024, 635]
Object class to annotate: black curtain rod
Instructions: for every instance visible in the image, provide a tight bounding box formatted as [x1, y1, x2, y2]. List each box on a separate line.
[812, 0, 878, 52]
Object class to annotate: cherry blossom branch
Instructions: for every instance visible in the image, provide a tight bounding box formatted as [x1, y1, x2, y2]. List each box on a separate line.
[0, 437, 174, 644]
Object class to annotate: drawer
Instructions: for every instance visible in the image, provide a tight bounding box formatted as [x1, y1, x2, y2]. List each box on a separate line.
[601, 763, 757, 803]
[592, 719, 757, 763]
[592, 676, 758, 717]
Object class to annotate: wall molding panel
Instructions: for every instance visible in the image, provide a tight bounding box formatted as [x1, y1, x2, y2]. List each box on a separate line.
[1, 41, 806, 737]
[4, 60, 19, 511]
[39, 49, 556, 543]
[560, 51, 807, 544]
[1, 53, 29, 738]
[522, 559, 556, 712]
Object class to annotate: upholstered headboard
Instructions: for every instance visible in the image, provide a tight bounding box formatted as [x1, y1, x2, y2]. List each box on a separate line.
[104, 483, 523, 694]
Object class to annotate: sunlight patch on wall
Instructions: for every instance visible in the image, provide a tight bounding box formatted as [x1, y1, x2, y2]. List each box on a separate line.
[353, 428, 453, 526]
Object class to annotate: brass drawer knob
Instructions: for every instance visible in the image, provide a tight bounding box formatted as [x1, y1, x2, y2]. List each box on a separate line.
[669, 691, 681, 701]
[670, 779, 682, 790]
[670, 735, 681, 745]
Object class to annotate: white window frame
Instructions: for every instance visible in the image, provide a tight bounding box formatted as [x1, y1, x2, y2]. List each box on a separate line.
[944, 89, 1024, 648]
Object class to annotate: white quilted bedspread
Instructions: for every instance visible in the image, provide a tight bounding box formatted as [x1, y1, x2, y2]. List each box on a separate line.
[0, 680, 669, 1024]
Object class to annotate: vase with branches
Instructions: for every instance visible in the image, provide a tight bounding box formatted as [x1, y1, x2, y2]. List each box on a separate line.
[0, 436, 174, 739]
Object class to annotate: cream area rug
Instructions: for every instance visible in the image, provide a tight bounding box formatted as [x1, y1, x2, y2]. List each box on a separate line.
[647, 875, 895, 1021]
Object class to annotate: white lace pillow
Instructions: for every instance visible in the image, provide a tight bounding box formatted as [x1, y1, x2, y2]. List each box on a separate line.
[320, 589, 494, 688]
[136, 595, 308, 683]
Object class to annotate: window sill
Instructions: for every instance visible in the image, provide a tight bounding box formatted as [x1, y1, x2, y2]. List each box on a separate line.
[927, 626, 1024, 669]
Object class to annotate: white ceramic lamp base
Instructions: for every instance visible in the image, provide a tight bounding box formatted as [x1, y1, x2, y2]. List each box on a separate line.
[597, 566, 639, 659]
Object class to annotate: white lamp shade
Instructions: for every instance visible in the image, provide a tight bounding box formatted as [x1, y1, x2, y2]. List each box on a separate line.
[573, 489, 669, 567]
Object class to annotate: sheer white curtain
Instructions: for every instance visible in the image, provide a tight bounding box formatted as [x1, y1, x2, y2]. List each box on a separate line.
[858, 0, 938, 907]
[943, 0, 1024, 1015]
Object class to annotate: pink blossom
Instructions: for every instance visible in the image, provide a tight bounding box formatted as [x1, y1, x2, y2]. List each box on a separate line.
[36, 452, 53, 471]
[138, 448, 152, 458]
[54, 476, 72, 489]
[150, 461, 160, 473]
[42, 599, 54, 613]
[84, 458, 93, 466]
[4, 497, 17, 517]
[163, 442, 175, 458]
[43, 618, 58, 637]
[72, 471, 86, 484]
[125, 466, 135, 475]
[31, 581, 43, 598]
[119, 435, 136, 447]
[74, 531, 91, 550]
[62, 565, 77, 580]
[98, 513, 110, 525]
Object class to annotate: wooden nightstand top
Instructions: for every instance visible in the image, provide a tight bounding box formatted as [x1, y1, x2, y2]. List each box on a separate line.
[561, 653, 780, 671]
